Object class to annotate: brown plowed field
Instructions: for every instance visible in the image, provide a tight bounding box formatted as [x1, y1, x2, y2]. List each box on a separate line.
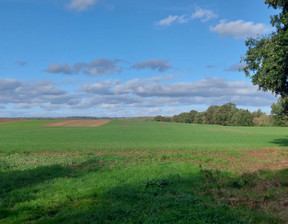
[45, 120, 111, 127]
[0, 119, 25, 124]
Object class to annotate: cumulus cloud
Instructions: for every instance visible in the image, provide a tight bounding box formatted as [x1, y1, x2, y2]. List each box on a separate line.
[114, 77, 261, 98]
[44, 59, 122, 76]
[0, 79, 76, 107]
[45, 63, 74, 74]
[77, 80, 120, 95]
[210, 20, 270, 39]
[156, 15, 190, 26]
[131, 59, 172, 72]
[69, 94, 142, 110]
[67, 0, 98, 11]
[156, 15, 179, 26]
[83, 59, 122, 76]
[78, 77, 276, 108]
[156, 7, 217, 26]
[0, 79, 22, 92]
[225, 62, 247, 72]
[0, 76, 276, 116]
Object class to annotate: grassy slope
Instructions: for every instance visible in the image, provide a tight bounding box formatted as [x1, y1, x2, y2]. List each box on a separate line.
[0, 120, 288, 223]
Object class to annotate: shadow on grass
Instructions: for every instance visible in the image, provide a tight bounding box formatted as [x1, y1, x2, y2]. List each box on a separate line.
[42, 171, 283, 223]
[271, 137, 288, 147]
[0, 157, 105, 195]
[0, 165, 73, 194]
[1, 158, 286, 224]
[0, 157, 104, 218]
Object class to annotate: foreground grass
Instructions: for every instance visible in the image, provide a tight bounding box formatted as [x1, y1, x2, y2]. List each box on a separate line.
[1, 151, 288, 223]
[0, 120, 288, 223]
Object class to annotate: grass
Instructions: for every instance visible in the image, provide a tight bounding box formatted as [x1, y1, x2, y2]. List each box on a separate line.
[0, 120, 287, 152]
[0, 120, 288, 223]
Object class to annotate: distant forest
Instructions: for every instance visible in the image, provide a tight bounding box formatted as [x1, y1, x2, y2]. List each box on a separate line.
[154, 102, 288, 127]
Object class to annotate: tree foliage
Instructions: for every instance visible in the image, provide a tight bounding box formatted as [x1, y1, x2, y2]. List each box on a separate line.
[242, 0, 288, 112]
[253, 113, 273, 126]
[271, 98, 288, 125]
[230, 109, 253, 126]
[154, 115, 171, 122]
[203, 105, 219, 124]
[213, 103, 237, 126]
[154, 103, 275, 126]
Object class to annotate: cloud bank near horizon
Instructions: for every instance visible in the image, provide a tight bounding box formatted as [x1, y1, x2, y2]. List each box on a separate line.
[0, 77, 276, 117]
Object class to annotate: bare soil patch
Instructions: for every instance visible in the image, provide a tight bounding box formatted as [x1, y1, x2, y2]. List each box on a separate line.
[237, 148, 288, 172]
[197, 148, 288, 173]
[45, 119, 111, 127]
[0, 119, 25, 124]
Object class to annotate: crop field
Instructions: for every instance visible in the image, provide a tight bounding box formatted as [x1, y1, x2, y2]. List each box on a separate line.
[1, 120, 288, 223]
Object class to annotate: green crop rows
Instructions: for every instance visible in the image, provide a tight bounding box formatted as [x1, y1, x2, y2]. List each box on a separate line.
[0, 120, 287, 153]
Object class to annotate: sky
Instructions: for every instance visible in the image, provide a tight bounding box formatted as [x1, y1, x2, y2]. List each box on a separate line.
[0, 0, 280, 117]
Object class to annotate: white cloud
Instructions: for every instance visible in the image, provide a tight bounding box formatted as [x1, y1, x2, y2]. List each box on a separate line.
[191, 8, 218, 22]
[0, 79, 76, 107]
[79, 77, 276, 108]
[210, 20, 270, 39]
[156, 15, 180, 26]
[0, 76, 277, 116]
[67, 0, 98, 12]
[156, 7, 217, 26]
[114, 77, 261, 98]
[77, 80, 119, 95]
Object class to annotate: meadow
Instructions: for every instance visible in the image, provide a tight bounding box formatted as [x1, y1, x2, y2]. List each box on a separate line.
[0, 120, 288, 223]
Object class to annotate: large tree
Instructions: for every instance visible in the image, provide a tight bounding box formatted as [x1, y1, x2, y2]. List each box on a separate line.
[202, 105, 219, 124]
[213, 103, 238, 126]
[242, 0, 288, 113]
[230, 109, 253, 126]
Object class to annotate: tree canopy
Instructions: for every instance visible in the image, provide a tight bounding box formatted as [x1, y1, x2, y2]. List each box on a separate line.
[242, 0, 288, 112]
[271, 98, 288, 125]
[155, 103, 274, 126]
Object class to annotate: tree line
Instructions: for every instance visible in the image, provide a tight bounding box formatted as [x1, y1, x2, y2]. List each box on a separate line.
[154, 102, 288, 126]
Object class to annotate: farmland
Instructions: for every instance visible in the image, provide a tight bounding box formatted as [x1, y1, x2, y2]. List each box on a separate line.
[1, 120, 288, 223]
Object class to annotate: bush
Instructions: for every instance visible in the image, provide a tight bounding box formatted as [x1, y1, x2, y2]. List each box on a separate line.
[154, 116, 171, 122]
[253, 114, 273, 126]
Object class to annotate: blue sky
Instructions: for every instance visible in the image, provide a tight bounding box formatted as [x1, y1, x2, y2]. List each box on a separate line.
[0, 0, 279, 117]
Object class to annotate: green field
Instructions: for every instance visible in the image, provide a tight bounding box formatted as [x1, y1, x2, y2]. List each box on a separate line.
[0, 120, 287, 152]
[1, 120, 288, 223]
